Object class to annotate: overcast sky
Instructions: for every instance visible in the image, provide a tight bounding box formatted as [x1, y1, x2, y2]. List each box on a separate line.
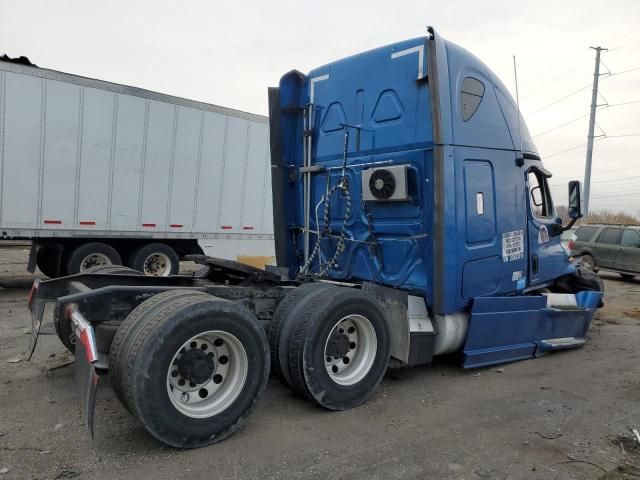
[2, 0, 639, 214]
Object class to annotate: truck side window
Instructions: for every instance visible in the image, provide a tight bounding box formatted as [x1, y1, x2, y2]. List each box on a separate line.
[621, 229, 640, 247]
[461, 77, 485, 121]
[527, 170, 553, 218]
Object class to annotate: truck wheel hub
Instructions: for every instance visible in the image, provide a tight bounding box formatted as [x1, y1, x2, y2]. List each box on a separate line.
[324, 314, 377, 386]
[326, 332, 350, 358]
[177, 349, 215, 384]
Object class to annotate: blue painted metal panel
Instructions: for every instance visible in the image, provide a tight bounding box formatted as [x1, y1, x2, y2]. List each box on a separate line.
[464, 161, 496, 244]
[462, 292, 602, 368]
[273, 29, 594, 325]
[276, 38, 435, 299]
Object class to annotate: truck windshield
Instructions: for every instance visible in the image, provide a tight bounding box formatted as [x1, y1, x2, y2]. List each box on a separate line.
[528, 170, 554, 218]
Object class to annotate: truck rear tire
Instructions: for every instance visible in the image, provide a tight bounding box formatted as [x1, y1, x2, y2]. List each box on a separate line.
[109, 290, 210, 411]
[281, 287, 390, 410]
[269, 282, 338, 386]
[66, 242, 121, 275]
[112, 290, 269, 448]
[128, 243, 179, 276]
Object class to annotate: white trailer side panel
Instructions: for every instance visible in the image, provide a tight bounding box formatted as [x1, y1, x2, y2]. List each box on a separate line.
[241, 122, 270, 233]
[110, 95, 145, 230]
[41, 80, 79, 228]
[2, 72, 41, 228]
[77, 87, 113, 228]
[218, 116, 249, 231]
[140, 100, 173, 230]
[195, 112, 228, 233]
[168, 107, 201, 231]
[0, 61, 274, 261]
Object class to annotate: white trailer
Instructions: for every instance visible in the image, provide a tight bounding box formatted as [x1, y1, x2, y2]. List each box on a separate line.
[0, 59, 274, 276]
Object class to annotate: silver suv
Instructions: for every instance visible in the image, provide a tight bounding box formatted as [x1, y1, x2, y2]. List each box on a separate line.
[569, 224, 640, 280]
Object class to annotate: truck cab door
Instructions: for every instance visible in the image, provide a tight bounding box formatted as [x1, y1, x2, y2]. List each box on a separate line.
[526, 167, 568, 287]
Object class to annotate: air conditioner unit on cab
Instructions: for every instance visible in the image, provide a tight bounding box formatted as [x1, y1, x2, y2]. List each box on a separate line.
[362, 164, 409, 202]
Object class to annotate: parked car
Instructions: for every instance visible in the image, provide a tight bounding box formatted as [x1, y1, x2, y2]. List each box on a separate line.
[569, 224, 640, 280]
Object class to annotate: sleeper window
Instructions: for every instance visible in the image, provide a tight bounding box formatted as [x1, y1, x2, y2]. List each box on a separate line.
[461, 77, 485, 121]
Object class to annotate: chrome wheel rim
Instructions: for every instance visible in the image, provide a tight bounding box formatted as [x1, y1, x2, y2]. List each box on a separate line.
[324, 314, 377, 386]
[80, 253, 111, 271]
[166, 330, 248, 418]
[143, 253, 172, 276]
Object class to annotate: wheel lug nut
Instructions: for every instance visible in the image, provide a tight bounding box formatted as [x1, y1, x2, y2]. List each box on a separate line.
[181, 392, 189, 402]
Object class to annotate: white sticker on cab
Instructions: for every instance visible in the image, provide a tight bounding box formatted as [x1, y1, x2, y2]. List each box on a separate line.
[502, 230, 524, 262]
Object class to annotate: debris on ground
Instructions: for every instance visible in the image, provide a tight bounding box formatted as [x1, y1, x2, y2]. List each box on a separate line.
[534, 431, 563, 439]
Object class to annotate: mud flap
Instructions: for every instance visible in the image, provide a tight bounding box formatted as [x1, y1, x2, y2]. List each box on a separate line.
[74, 333, 99, 438]
[27, 282, 44, 361]
[462, 291, 602, 369]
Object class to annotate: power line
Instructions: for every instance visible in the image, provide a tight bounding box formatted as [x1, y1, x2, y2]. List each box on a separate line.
[608, 66, 640, 77]
[609, 39, 640, 52]
[544, 142, 588, 159]
[532, 113, 589, 138]
[532, 98, 640, 138]
[521, 61, 589, 97]
[526, 83, 592, 116]
[588, 175, 640, 184]
[605, 29, 640, 45]
[589, 192, 640, 199]
[604, 133, 640, 138]
[606, 99, 640, 107]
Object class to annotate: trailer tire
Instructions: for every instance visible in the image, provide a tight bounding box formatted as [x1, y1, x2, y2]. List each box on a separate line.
[283, 288, 390, 410]
[65, 242, 121, 275]
[116, 291, 269, 448]
[36, 245, 60, 278]
[269, 282, 337, 386]
[109, 290, 210, 411]
[128, 243, 179, 276]
[83, 265, 143, 275]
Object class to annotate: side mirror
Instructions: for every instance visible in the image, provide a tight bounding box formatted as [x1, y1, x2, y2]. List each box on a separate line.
[568, 180, 583, 219]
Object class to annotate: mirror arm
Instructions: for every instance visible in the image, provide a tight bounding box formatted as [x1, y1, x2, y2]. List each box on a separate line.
[551, 216, 581, 236]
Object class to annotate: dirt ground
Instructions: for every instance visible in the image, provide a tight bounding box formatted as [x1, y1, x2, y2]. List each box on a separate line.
[0, 244, 639, 480]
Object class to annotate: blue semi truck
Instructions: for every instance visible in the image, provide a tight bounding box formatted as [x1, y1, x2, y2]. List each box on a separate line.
[28, 28, 603, 448]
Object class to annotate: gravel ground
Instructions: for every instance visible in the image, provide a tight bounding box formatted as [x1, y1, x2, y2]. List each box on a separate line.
[0, 245, 639, 480]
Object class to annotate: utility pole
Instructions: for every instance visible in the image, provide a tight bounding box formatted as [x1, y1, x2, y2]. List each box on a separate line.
[583, 46, 607, 216]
